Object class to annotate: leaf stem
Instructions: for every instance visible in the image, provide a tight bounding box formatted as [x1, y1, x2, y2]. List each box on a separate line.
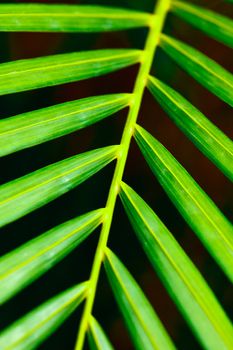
[74, 1, 170, 348]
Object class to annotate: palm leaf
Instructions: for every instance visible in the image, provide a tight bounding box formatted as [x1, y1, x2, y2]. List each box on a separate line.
[88, 316, 115, 350]
[0, 146, 117, 227]
[0, 94, 131, 156]
[171, 1, 233, 48]
[104, 248, 175, 350]
[0, 49, 141, 96]
[0, 0, 233, 348]
[0, 209, 103, 304]
[147, 76, 233, 180]
[135, 125, 233, 282]
[120, 182, 233, 350]
[0, 4, 151, 32]
[0, 282, 88, 350]
[160, 34, 233, 106]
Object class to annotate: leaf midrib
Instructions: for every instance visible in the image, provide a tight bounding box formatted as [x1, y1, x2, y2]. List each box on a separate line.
[74, 1, 171, 348]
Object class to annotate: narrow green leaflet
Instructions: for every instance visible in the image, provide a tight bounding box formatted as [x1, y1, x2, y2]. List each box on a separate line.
[120, 182, 233, 350]
[160, 35, 233, 106]
[0, 93, 131, 157]
[0, 4, 151, 32]
[171, 1, 233, 48]
[0, 209, 103, 304]
[135, 125, 233, 281]
[0, 49, 141, 96]
[0, 146, 118, 227]
[88, 316, 115, 350]
[104, 248, 175, 350]
[147, 76, 233, 181]
[0, 282, 88, 350]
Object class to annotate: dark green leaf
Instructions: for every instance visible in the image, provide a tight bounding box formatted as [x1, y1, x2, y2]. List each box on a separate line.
[135, 125, 233, 281]
[120, 182, 233, 350]
[147, 76, 233, 180]
[0, 209, 103, 304]
[0, 93, 131, 157]
[0, 282, 88, 350]
[0, 4, 151, 32]
[0, 146, 118, 227]
[171, 1, 233, 48]
[104, 248, 175, 350]
[88, 316, 115, 350]
[0, 49, 141, 96]
[160, 34, 233, 106]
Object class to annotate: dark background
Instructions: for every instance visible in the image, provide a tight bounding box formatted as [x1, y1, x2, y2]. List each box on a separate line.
[0, 0, 232, 349]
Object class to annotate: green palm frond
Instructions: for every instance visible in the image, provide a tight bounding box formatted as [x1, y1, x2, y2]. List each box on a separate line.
[0, 0, 232, 349]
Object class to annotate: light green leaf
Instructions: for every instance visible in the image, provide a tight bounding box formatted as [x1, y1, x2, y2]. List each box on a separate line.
[88, 316, 115, 350]
[171, 1, 233, 48]
[0, 209, 103, 305]
[0, 146, 118, 227]
[135, 125, 233, 281]
[0, 282, 88, 350]
[0, 49, 141, 96]
[120, 182, 233, 350]
[0, 93, 131, 157]
[147, 76, 233, 180]
[104, 248, 175, 350]
[160, 34, 233, 106]
[0, 4, 151, 32]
